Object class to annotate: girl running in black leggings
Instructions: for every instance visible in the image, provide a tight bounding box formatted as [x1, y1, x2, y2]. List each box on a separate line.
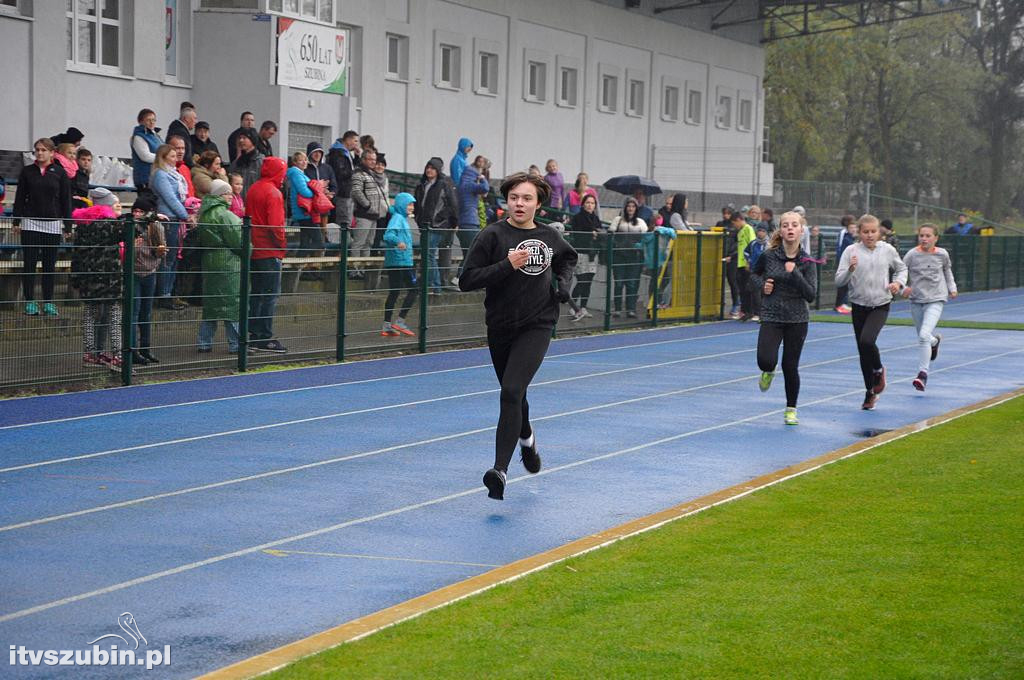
[750, 211, 817, 425]
[834, 214, 907, 410]
[458, 172, 578, 500]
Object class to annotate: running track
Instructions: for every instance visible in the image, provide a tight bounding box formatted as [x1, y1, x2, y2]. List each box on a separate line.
[1, 289, 1022, 678]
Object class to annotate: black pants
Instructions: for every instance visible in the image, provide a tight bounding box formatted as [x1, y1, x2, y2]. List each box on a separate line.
[851, 303, 889, 390]
[757, 322, 808, 408]
[487, 325, 551, 472]
[572, 272, 596, 308]
[612, 261, 642, 312]
[20, 230, 61, 303]
[384, 267, 419, 322]
[834, 284, 849, 308]
[737, 267, 753, 315]
[725, 257, 739, 308]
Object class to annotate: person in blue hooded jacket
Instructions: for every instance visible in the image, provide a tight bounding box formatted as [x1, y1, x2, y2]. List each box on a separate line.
[380, 192, 419, 337]
[638, 222, 677, 311]
[449, 137, 473, 184]
[454, 161, 489, 280]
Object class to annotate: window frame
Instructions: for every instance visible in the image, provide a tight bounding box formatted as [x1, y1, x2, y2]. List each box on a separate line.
[737, 91, 754, 132]
[597, 63, 621, 114]
[522, 49, 550, 104]
[473, 38, 501, 97]
[715, 87, 734, 129]
[662, 85, 679, 123]
[433, 30, 464, 91]
[66, 0, 123, 74]
[555, 55, 580, 109]
[626, 78, 645, 118]
[684, 81, 703, 126]
[385, 32, 409, 82]
[267, 0, 335, 26]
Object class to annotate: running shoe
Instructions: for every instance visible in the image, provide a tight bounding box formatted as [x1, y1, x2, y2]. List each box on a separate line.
[750, 315, 760, 322]
[582, 308, 593, 318]
[913, 371, 928, 392]
[253, 339, 288, 353]
[626, 311, 638, 319]
[83, 353, 104, 367]
[42, 303, 59, 317]
[390, 319, 415, 336]
[381, 322, 399, 337]
[571, 309, 586, 323]
[838, 304, 852, 314]
[931, 334, 941, 362]
[520, 439, 541, 474]
[24, 302, 39, 316]
[872, 366, 886, 395]
[483, 468, 506, 500]
[862, 391, 878, 410]
[759, 371, 774, 392]
[784, 408, 799, 426]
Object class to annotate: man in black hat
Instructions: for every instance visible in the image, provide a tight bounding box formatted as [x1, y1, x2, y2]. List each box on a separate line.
[230, 128, 265, 199]
[190, 121, 219, 162]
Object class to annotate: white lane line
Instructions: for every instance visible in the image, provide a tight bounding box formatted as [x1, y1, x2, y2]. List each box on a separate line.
[0, 331, 842, 474]
[0, 328, 756, 430]
[262, 549, 500, 569]
[0, 330, 990, 533]
[2, 344, 1018, 625]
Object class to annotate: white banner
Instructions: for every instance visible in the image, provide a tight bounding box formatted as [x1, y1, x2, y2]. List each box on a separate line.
[276, 17, 347, 94]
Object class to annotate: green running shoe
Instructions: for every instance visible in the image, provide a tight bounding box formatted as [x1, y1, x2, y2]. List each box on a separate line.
[784, 408, 799, 426]
[24, 301, 39, 316]
[759, 371, 774, 392]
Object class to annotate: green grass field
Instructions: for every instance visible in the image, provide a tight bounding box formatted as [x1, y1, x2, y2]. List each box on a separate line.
[809, 314, 1024, 332]
[270, 396, 1024, 679]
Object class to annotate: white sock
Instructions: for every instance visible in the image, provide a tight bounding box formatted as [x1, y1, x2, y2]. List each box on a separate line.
[520, 431, 534, 448]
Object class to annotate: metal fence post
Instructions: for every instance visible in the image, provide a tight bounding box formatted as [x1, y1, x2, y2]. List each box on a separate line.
[693, 232, 703, 323]
[336, 225, 348, 362]
[237, 217, 251, 372]
[984, 236, 992, 291]
[815, 235, 824, 310]
[120, 219, 136, 386]
[718, 236, 726, 320]
[419, 224, 430, 353]
[1018, 237, 1023, 288]
[1000, 237, 1007, 291]
[968, 237, 977, 292]
[650, 234, 659, 327]
[604, 232, 614, 331]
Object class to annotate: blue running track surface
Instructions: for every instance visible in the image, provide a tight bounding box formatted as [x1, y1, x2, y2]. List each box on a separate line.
[2, 289, 1022, 678]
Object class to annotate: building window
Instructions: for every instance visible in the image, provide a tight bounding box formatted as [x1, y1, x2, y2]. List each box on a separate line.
[600, 74, 618, 113]
[476, 51, 498, 95]
[438, 43, 461, 89]
[557, 66, 578, 108]
[738, 97, 753, 132]
[626, 79, 645, 117]
[662, 85, 679, 122]
[0, 0, 20, 14]
[268, 0, 334, 24]
[288, 122, 330, 159]
[66, 0, 121, 71]
[716, 93, 732, 129]
[386, 33, 409, 80]
[525, 61, 546, 102]
[685, 86, 703, 125]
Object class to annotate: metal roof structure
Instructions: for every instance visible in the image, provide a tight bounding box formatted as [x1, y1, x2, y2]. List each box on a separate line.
[651, 1, 982, 42]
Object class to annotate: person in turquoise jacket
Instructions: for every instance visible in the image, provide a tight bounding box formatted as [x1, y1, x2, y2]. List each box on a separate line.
[638, 224, 677, 310]
[449, 137, 473, 184]
[381, 192, 419, 337]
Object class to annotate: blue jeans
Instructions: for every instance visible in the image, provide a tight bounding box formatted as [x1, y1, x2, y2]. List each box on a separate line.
[198, 320, 240, 351]
[157, 222, 181, 298]
[428, 230, 443, 291]
[249, 257, 282, 341]
[132, 274, 157, 348]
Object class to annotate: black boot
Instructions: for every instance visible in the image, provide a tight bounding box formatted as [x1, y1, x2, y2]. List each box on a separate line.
[139, 349, 160, 363]
[131, 350, 151, 366]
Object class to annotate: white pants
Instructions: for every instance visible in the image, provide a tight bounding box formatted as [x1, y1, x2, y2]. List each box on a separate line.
[910, 301, 944, 373]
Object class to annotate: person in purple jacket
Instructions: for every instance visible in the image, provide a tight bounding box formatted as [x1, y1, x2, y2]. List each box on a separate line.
[543, 158, 567, 210]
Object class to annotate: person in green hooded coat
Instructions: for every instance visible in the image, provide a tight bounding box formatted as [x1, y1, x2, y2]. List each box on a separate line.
[197, 179, 243, 353]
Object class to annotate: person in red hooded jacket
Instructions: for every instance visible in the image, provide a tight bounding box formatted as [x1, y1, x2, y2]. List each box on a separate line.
[245, 156, 289, 353]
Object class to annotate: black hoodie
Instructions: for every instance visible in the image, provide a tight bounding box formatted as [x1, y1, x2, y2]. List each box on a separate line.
[459, 219, 578, 331]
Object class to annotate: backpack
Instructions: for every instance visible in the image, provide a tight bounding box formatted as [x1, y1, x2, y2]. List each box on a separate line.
[744, 239, 766, 269]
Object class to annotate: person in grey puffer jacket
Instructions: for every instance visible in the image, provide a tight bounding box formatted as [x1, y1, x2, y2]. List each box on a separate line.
[750, 211, 817, 425]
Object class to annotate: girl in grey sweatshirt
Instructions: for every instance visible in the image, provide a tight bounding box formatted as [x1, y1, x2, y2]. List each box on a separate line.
[834, 215, 908, 410]
[901, 223, 957, 391]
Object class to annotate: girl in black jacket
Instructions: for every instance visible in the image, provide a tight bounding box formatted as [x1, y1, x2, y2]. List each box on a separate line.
[12, 138, 72, 316]
[459, 173, 578, 500]
[749, 211, 817, 425]
[568, 193, 602, 320]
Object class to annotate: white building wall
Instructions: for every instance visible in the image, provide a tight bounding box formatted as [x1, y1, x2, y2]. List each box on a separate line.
[1, 0, 769, 197]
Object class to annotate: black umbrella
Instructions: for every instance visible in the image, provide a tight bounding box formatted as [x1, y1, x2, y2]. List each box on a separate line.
[603, 175, 662, 196]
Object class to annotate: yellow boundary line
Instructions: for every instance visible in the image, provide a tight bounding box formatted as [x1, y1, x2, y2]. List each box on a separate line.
[201, 386, 1024, 680]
